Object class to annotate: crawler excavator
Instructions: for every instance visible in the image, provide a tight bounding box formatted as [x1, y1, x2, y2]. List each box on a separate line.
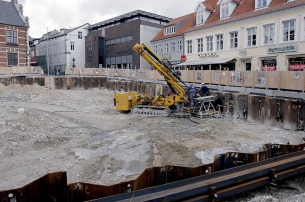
[114, 43, 192, 116]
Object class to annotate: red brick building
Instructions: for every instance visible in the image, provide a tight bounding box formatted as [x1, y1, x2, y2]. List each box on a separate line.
[0, 0, 29, 67]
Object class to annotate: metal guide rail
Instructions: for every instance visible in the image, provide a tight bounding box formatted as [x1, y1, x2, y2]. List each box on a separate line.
[91, 150, 305, 202]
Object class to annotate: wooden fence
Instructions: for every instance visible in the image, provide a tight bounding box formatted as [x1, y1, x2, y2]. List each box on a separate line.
[0, 66, 43, 75]
[65, 68, 305, 92]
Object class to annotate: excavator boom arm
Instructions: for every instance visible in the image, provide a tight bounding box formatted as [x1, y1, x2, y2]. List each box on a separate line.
[133, 43, 187, 96]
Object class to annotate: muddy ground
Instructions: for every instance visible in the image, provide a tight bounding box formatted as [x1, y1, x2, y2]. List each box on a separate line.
[0, 83, 305, 201]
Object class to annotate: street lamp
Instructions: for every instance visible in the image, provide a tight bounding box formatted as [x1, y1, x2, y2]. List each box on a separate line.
[72, 57, 75, 68]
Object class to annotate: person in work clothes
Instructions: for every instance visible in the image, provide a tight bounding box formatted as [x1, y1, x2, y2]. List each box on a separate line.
[188, 83, 197, 107]
[200, 83, 209, 97]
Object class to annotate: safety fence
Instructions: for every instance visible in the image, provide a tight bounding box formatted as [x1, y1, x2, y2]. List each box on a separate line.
[65, 68, 305, 92]
[1, 142, 304, 202]
[0, 66, 43, 75]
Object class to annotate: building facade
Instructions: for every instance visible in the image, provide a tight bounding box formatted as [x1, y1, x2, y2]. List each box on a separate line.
[178, 0, 305, 71]
[151, 13, 196, 66]
[29, 37, 39, 66]
[85, 10, 172, 70]
[36, 24, 89, 75]
[0, 0, 29, 67]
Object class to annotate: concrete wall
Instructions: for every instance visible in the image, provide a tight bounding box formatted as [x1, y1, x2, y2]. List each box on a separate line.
[139, 25, 162, 70]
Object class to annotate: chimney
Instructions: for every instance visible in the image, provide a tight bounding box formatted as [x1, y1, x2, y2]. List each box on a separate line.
[11, 0, 18, 4]
[20, 5, 23, 15]
[25, 16, 29, 27]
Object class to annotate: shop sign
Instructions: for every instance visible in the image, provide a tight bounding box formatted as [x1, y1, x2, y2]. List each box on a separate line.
[198, 53, 219, 59]
[239, 50, 247, 56]
[267, 44, 297, 54]
[289, 64, 305, 71]
[261, 65, 276, 71]
[181, 55, 186, 62]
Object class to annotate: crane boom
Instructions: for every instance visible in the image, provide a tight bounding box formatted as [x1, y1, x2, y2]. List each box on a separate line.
[133, 43, 188, 98]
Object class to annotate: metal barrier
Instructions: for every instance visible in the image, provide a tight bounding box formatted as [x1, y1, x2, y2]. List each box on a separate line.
[1, 141, 305, 202]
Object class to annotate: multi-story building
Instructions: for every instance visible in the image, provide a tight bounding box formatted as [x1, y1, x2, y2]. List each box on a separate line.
[151, 13, 196, 67]
[36, 23, 89, 75]
[85, 10, 172, 70]
[29, 36, 39, 66]
[0, 0, 29, 67]
[176, 0, 305, 71]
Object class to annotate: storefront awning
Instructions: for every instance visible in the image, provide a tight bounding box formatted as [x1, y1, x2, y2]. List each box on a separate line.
[285, 52, 305, 56]
[175, 58, 235, 67]
[258, 54, 277, 58]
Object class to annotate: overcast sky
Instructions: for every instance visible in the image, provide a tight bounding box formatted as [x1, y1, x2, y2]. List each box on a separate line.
[7, 0, 199, 38]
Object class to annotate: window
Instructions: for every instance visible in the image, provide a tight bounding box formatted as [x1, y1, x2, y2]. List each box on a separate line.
[6, 30, 17, 44]
[263, 23, 275, 45]
[164, 26, 175, 35]
[78, 31, 82, 39]
[127, 36, 132, 41]
[154, 45, 158, 54]
[257, 0, 267, 8]
[158, 44, 163, 54]
[247, 27, 257, 47]
[186, 40, 192, 54]
[229, 31, 238, 49]
[283, 19, 296, 42]
[216, 34, 223, 50]
[197, 38, 203, 53]
[165, 43, 169, 53]
[221, 2, 229, 19]
[7, 53, 18, 66]
[206, 36, 213, 51]
[177, 41, 182, 51]
[30, 50, 35, 57]
[197, 11, 204, 25]
[171, 42, 175, 52]
[71, 41, 75, 50]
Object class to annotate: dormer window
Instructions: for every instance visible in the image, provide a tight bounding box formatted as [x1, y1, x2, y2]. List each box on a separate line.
[194, 1, 212, 26]
[255, 0, 271, 9]
[197, 11, 204, 25]
[164, 26, 175, 35]
[221, 2, 229, 18]
[218, 0, 238, 19]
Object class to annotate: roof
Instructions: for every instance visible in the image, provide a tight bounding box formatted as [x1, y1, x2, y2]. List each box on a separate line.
[88, 10, 172, 29]
[0, 0, 27, 27]
[186, 0, 305, 33]
[39, 23, 90, 42]
[151, 13, 196, 42]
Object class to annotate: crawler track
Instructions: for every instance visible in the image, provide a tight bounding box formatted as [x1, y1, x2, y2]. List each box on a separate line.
[131, 105, 171, 116]
[93, 150, 305, 202]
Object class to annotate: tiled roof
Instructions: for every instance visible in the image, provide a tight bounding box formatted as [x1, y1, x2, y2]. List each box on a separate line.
[0, 0, 26, 27]
[202, 1, 214, 11]
[151, 13, 196, 42]
[186, 0, 305, 33]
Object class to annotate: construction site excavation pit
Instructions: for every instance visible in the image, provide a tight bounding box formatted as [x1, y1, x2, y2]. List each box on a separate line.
[1, 83, 305, 201]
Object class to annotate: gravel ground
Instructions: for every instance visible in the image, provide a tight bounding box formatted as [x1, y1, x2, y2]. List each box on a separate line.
[0, 83, 305, 201]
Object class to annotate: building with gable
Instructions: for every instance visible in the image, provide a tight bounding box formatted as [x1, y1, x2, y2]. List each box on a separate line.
[0, 0, 29, 67]
[36, 23, 89, 75]
[85, 10, 172, 70]
[151, 13, 196, 66]
[177, 0, 305, 71]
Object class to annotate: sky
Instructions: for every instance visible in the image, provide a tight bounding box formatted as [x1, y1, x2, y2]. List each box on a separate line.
[5, 0, 199, 38]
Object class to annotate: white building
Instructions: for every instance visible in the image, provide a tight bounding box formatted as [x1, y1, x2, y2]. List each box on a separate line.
[176, 0, 305, 71]
[36, 23, 89, 75]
